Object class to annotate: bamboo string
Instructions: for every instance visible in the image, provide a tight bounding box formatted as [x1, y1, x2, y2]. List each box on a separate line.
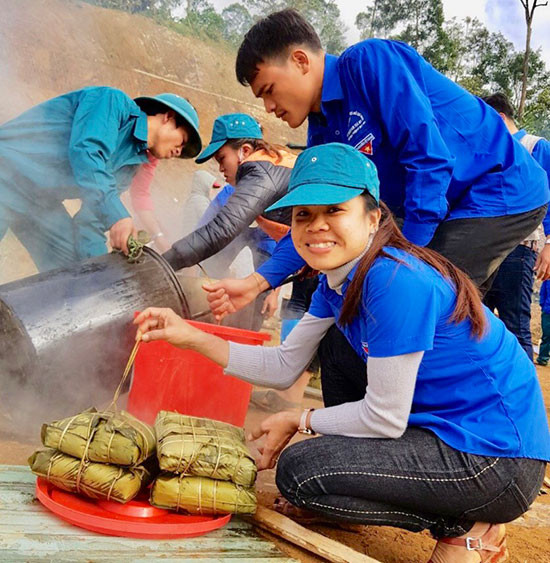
[197, 263, 221, 325]
[108, 339, 141, 412]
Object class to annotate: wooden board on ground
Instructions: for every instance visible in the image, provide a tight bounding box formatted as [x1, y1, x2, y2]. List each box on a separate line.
[0, 464, 296, 562]
[252, 505, 382, 563]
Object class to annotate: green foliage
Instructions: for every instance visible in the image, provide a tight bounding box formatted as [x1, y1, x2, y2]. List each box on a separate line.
[84, 0, 550, 135]
[84, 0, 155, 12]
[221, 4, 254, 47]
[244, 0, 348, 54]
[356, 0, 450, 69]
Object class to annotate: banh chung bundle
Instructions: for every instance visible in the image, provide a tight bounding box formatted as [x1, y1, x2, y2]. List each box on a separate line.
[150, 411, 257, 515]
[29, 408, 156, 503]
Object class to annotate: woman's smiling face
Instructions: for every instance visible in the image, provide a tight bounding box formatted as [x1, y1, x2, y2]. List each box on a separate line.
[291, 195, 381, 271]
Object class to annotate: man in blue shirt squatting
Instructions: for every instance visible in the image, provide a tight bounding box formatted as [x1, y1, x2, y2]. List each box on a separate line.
[203, 9, 549, 381]
[0, 87, 201, 272]
[482, 92, 550, 361]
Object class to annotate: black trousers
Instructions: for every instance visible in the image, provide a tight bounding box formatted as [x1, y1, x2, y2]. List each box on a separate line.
[427, 205, 547, 295]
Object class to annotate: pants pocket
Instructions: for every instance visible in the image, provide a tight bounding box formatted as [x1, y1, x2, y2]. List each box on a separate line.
[460, 479, 531, 523]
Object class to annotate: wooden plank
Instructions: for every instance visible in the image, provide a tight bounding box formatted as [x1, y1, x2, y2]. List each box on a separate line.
[252, 505, 382, 563]
[0, 465, 297, 561]
[0, 553, 292, 563]
[543, 476, 550, 489]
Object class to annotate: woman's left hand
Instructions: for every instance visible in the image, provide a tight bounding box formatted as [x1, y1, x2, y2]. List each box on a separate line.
[249, 410, 301, 470]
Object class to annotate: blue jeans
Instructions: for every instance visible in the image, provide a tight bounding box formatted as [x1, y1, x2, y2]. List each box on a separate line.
[276, 325, 547, 538]
[484, 244, 537, 360]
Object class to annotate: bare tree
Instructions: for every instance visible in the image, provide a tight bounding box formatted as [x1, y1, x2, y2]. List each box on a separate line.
[518, 0, 548, 120]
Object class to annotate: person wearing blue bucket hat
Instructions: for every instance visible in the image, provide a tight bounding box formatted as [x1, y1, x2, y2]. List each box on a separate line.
[136, 143, 549, 563]
[0, 86, 202, 272]
[163, 112, 296, 283]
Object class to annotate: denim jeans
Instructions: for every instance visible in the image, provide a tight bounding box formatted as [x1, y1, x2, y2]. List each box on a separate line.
[539, 312, 550, 362]
[277, 326, 548, 538]
[276, 428, 545, 538]
[484, 244, 537, 360]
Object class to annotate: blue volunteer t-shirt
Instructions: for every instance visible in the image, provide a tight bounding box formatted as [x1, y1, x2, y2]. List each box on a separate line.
[308, 40, 549, 246]
[309, 247, 550, 461]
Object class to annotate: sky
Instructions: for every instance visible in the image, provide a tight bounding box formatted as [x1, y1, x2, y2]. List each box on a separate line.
[210, 0, 550, 66]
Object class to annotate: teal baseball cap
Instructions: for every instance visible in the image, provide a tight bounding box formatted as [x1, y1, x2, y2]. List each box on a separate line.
[134, 93, 202, 158]
[266, 143, 380, 212]
[196, 113, 262, 163]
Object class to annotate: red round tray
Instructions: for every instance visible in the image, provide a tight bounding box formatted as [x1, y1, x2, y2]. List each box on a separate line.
[35, 478, 231, 539]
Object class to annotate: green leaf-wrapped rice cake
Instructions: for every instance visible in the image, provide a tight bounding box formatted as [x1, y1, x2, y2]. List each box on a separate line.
[41, 408, 155, 466]
[29, 449, 153, 503]
[150, 473, 256, 515]
[155, 411, 257, 487]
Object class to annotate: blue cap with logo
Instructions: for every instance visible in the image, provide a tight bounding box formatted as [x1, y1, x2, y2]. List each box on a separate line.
[196, 113, 262, 163]
[134, 93, 202, 158]
[266, 143, 380, 212]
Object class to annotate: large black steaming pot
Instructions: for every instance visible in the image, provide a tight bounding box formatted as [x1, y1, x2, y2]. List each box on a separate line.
[0, 247, 190, 424]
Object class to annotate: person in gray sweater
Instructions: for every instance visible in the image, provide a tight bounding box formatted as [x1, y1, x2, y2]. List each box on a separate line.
[135, 144, 549, 563]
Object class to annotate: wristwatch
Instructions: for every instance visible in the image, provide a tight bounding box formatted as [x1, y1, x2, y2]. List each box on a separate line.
[298, 408, 316, 435]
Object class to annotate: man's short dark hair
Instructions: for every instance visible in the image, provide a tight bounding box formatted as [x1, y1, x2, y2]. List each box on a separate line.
[236, 9, 322, 86]
[483, 93, 515, 120]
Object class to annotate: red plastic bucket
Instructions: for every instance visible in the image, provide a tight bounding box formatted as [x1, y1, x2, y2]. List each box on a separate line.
[127, 321, 270, 426]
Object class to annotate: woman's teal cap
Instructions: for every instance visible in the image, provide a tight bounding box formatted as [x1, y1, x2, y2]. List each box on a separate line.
[266, 143, 380, 212]
[196, 113, 262, 163]
[134, 93, 202, 158]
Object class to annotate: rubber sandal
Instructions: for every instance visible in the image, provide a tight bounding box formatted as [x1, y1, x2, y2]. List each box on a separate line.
[250, 390, 301, 413]
[428, 523, 508, 563]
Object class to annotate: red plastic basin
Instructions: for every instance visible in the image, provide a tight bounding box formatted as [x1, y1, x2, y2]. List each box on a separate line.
[127, 321, 270, 426]
[36, 478, 231, 539]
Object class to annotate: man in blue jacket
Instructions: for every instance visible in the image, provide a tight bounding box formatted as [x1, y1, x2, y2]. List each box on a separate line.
[0, 87, 201, 272]
[205, 9, 548, 319]
[230, 9, 548, 291]
[205, 10, 549, 388]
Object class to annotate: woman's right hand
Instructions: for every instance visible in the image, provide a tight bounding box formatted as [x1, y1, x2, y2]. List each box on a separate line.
[134, 307, 201, 348]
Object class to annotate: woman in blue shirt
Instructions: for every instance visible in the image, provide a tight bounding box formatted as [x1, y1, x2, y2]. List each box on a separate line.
[136, 144, 549, 563]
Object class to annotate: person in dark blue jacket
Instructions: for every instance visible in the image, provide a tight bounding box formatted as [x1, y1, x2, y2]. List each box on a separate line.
[537, 281, 550, 365]
[0, 88, 201, 272]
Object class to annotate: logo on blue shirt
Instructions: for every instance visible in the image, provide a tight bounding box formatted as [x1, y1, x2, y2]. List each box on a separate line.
[347, 111, 366, 140]
[356, 132, 375, 156]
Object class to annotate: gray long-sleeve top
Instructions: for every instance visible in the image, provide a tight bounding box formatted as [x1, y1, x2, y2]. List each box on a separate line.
[224, 255, 424, 438]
